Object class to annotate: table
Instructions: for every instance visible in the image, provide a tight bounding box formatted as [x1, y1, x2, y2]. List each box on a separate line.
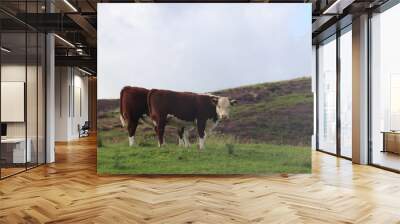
[381, 131, 400, 154]
[1, 138, 31, 164]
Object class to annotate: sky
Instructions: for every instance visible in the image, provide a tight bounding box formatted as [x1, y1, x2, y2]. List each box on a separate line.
[98, 3, 311, 99]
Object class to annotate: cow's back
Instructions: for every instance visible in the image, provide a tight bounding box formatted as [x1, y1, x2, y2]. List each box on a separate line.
[148, 89, 216, 122]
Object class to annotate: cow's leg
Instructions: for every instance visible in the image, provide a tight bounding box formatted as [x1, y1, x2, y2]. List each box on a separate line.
[183, 129, 190, 148]
[127, 119, 139, 147]
[197, 120, 206, 150]
[178, 127, 184, 147]
[156, 117, 167, 147]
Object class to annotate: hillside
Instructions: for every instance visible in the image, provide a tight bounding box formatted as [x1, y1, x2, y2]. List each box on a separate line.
[98, 77, 313, 146]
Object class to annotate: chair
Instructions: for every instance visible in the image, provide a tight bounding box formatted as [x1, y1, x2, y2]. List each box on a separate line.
[79, 121, 90, 138]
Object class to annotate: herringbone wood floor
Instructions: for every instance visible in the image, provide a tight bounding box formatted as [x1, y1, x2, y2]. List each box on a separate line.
[1, 135, 400, 224]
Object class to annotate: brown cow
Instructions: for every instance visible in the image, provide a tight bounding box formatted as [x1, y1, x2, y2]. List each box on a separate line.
[147, 89, 236, 149]
[120, 86, 151, 146]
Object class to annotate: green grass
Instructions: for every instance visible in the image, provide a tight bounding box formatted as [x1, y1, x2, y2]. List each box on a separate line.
[97, 77, 312, 174]
[97, 135, 311, 174]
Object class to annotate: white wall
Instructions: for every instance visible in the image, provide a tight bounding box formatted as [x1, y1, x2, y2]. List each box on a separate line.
[1, 65, 40, 138]
[55, 67, 69, 141]
[1, 65, 26, 137]
[1, 63, 46, 164]
[55, 67, 89, 141]
[72, 73, 89, 138]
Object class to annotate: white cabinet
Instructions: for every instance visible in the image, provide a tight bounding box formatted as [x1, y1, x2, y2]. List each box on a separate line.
[1, 138, 32, 163]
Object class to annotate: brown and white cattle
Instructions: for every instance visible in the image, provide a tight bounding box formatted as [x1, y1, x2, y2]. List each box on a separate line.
[120, 86, 152, 146]
[147, 89, 236, 149]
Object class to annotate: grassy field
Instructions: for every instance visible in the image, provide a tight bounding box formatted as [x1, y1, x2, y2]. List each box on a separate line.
[97, 78, 312, 174]
[97, 135, 311, 174]
[98, 77, 313, 146]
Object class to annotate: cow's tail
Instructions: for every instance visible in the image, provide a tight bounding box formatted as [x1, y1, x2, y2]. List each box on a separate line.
[120, 114, 126, 128]
[120, 87, 128, 128]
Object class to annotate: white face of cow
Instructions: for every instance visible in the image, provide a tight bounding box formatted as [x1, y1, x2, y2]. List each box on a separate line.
[215, 97, 232, 120]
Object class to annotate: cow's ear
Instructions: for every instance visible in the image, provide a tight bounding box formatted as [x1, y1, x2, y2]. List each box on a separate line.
[211, 97, 219, 105]
[230, 99, 237, 105]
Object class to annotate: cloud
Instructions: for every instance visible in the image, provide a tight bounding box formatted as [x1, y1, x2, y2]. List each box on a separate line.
[98, 3, 311, 99]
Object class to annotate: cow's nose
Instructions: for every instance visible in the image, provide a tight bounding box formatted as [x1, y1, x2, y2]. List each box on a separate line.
[220, 115, 228, 120]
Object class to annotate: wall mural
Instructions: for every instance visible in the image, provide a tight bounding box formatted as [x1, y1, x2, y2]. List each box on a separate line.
[97, 3, 312, 174]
